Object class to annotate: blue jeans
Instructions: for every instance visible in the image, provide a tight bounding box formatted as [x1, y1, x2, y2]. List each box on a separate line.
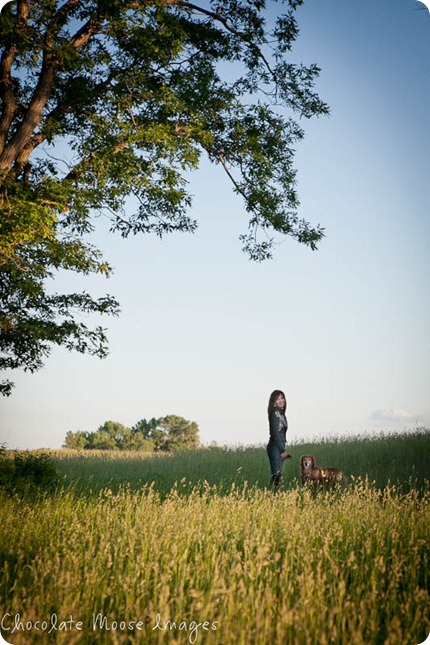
[267, 441, 284, 488]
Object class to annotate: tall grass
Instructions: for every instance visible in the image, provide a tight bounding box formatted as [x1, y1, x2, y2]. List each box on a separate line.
[47, 428, 430, 495]
[0, 430, 429, 644]
[0, 484, 428, 644]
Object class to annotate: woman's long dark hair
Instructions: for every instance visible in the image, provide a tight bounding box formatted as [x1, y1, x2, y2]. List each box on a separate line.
[267, 390, 287, 418]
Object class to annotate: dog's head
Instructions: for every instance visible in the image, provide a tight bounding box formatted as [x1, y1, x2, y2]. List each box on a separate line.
[300, 455, 315, 472]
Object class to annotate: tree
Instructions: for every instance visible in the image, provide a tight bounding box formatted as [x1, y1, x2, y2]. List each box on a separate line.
[0, 0, 328, 394]
[158, 415, 199, 452]
[120, 428, 155, 452]
[132, 417, 166, 451]
[63, 429, 89, 449]
[63, 415, 199, 451]
[131, 416, 200, 452]
[94, 420, 127, 448]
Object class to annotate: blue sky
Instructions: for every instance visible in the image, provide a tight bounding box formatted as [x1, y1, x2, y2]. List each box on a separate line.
[1, 0, 429, 449]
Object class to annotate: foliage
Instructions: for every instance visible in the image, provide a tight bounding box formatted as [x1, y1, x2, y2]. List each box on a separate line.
[63, 415, 199, 452]
[0, 449, 61, 493]
[157, 414, 200, 452]
[0, 0, 328, 394]
[131, 417, 167, 451]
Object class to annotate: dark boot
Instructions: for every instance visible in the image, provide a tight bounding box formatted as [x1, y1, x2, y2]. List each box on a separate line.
[269, 470, 282, 489]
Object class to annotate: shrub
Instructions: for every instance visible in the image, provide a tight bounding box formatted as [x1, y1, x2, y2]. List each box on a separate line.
[0, 450, 61, 494]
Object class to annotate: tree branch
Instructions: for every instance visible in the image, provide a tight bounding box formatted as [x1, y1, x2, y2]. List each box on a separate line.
[0, 53, 60, 172]
[174, 1, 280, 97]
[0, 0, 30, 155]
[69, 12, 105, 49]
[175, 1, 246, 39]
[0, 0, 106, 176]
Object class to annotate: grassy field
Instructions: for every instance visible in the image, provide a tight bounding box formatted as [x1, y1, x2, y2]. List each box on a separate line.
[0, 430, 429, 644]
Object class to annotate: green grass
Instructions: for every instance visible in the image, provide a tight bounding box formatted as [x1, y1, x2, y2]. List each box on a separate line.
[0, 429, 429, 645]
[44, 428, 430, 495]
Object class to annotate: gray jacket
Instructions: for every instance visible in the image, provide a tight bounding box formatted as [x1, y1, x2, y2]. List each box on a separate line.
[268, 409, 288, 452]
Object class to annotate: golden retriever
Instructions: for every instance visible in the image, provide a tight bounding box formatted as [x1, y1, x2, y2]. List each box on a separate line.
[300, 455, 346, 488]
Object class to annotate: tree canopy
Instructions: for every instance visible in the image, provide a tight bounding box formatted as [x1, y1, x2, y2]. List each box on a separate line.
[0, 0, 328, 394]
[63, 415, 200, 452]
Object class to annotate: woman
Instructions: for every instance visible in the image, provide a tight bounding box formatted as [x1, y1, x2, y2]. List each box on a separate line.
[266, 389, 290, 488]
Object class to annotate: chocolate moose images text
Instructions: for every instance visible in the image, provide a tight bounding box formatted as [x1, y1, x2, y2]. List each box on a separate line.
[0, 612, 220, 644]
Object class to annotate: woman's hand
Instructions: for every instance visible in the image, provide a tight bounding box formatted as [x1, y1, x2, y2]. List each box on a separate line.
[281, 452, 292, 460]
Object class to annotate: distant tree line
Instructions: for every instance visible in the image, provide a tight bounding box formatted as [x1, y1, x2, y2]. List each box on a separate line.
[63, 416, 199, 453]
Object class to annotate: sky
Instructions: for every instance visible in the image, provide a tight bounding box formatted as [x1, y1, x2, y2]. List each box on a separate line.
[1, 0, 429, 450]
